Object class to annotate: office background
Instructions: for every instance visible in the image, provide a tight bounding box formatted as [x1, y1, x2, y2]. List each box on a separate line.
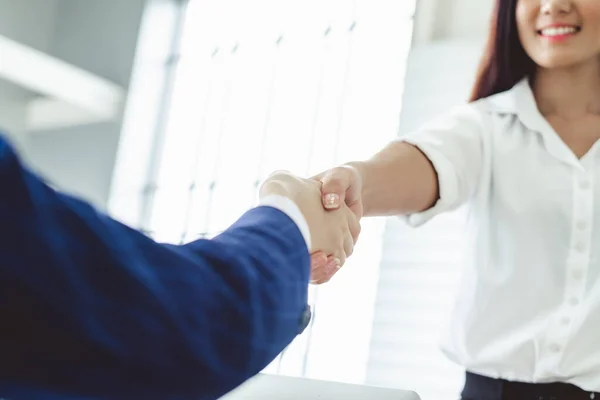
[0, 0, 493, 398]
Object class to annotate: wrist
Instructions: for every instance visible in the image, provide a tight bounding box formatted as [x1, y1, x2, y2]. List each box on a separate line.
[258, 194, 312, 250]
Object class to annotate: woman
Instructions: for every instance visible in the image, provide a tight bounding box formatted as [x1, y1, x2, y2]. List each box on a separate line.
[310, 0, 600, 399]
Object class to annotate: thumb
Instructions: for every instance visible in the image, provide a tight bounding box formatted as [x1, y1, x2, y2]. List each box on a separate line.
[318, 170, 349, 210]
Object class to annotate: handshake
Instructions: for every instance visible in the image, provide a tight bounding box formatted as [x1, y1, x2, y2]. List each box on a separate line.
[259, 166, 363, 284]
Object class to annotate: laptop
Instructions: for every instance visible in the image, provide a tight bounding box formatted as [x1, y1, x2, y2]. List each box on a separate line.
[220, 373, 421, 400]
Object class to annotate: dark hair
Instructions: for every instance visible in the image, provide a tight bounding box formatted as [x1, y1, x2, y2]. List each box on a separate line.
[469, 0, 536, 102]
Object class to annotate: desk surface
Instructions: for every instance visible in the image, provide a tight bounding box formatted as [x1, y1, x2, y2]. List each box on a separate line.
[220, 373, 420, 400]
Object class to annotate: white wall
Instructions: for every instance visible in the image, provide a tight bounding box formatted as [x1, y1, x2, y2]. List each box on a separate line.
[48, 0, 146, 88]
[0, 0, 59, 50]
[413, 0, 494, 44]
[24, 0, 145, 209]
[439, 0, 494, 40]
[0, 96, 28, 148]
[0, 0, 146, 209]
[0, 0, 60, 149]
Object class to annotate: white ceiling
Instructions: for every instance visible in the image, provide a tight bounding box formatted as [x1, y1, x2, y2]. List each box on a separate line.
[0, 80, 37, 102]
[0, 0, 124, 132]
[0, 0, 59, 102]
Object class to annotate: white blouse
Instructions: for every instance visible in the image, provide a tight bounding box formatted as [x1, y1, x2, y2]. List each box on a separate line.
[401, 78, 600, 391]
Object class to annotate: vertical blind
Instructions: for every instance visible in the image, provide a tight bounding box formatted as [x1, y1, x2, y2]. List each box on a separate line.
[109, 1, 482, 399]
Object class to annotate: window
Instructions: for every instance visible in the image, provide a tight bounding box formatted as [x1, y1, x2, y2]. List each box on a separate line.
[109, 0, 465, 398]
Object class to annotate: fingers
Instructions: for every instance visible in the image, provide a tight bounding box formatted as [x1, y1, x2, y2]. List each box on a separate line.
[310, 256, 341, 285]
[317, 168, 349, 210]
[310, 251, 328, 269]
[316, 166, 363, 216]
[309, 204, 360, 284]
[310, 252, 337, 285]
[334, 244, 347, 269]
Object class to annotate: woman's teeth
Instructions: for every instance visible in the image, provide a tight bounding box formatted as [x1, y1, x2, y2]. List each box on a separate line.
[539, 26, 578, 36]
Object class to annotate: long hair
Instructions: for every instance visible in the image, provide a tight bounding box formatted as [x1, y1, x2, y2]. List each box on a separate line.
[469, 0, 536, 102]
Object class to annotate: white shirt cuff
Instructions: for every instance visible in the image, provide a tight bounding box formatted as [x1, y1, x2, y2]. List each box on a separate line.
[258, 195, 311, 250]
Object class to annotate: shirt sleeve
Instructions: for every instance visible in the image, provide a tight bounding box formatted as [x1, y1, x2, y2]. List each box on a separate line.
[259, 194, 311, 250]
[399, 103, 485, 227]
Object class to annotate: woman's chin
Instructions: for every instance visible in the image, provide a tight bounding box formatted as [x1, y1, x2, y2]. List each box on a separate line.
[532, 51, 600, 70]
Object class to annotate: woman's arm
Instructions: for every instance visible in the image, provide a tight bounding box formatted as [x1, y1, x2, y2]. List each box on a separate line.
[349, 141, 439, 217]
[319, 104, 486, 223]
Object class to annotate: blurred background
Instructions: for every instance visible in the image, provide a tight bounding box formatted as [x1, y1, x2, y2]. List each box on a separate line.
[0, 0, 493, 399]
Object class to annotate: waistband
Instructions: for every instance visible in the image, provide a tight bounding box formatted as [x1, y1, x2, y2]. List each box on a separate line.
[462, 371, 598, 400]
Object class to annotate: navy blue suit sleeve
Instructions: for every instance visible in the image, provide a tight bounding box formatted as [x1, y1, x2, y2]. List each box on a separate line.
[0, 136, 310, 400]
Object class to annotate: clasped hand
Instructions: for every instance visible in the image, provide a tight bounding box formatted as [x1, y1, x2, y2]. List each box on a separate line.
[260, 166, 363, 284]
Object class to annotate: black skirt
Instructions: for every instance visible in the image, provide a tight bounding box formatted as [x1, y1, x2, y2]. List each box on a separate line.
[461, 372, 599, 400]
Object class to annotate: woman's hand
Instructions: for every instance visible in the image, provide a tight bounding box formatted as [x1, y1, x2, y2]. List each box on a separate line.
[315, 165, 364, 217]
[309, 165, 364, 284]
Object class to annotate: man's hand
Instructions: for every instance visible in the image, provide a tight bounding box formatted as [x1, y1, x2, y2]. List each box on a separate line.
[259, 171, 360, 270]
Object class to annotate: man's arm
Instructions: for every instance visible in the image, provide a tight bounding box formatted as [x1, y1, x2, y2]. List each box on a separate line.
[0, 136, 310, 400]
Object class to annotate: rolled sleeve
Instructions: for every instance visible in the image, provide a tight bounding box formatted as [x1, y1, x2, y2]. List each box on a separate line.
[398, 104, 485, 227]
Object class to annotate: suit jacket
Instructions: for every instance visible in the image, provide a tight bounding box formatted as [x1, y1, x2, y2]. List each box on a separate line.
[0, 135, 311, 400]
